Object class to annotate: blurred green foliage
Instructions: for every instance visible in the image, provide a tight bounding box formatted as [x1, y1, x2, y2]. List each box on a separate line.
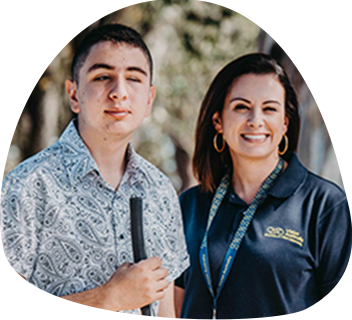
[0, 0, 259, 189]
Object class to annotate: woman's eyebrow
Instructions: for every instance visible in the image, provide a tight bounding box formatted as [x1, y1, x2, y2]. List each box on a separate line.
[263, 100, 281, 105]
[230, 97, 251, 103]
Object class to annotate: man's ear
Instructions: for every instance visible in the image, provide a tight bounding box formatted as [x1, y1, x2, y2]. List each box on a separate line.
[145, 85, 156, 117]
[65, 79, 80, 114]
[212, 112, 223, 132]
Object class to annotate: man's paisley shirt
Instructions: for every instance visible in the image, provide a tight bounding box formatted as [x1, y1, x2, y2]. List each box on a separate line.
[1, 120, 189, 314]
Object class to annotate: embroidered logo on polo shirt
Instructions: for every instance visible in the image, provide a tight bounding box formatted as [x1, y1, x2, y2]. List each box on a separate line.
[264, 227, 304, 247]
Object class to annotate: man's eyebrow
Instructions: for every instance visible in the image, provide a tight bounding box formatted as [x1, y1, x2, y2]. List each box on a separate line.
[88, 63, 114, 73]
[127, 66, 148, 77]
[87, 64, 148, 77]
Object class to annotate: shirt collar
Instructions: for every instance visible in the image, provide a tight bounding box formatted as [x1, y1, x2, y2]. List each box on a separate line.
[59, 119, 151, 188]
[58, 119, 99, 186]
[116, 143, 153, 196]
[227, 187, 247, 206]
[124, 141, 152, 185]
[267, 152, 308, 199]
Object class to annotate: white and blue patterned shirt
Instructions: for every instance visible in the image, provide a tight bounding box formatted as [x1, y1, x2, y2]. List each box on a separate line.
[1, 120, 189, 315]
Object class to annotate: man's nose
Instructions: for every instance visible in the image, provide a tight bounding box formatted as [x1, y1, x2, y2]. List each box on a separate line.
[109, 79, 128, 102]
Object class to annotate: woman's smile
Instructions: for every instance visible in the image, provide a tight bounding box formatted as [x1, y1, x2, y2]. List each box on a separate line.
[240, 133, 270, 143]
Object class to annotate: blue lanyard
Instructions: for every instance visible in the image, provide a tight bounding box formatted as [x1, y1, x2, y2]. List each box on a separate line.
[199, 158, 284, 319]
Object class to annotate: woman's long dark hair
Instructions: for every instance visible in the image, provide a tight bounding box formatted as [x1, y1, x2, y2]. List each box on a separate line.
[193, 53, 300, 193]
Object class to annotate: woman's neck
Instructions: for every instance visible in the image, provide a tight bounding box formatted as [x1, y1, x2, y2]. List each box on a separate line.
[231, 154, 282, 205]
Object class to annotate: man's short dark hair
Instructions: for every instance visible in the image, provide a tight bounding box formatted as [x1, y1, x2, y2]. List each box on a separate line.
[71, 24, 153, 85]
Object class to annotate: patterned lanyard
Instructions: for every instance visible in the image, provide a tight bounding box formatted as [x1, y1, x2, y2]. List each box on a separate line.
[199, 158, 284, 319]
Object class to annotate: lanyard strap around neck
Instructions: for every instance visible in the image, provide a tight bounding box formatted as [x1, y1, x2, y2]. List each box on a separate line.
[199, 158, 284, 319]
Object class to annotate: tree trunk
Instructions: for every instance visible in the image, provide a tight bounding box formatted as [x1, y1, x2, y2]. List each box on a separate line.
[259, 0, 352, 197]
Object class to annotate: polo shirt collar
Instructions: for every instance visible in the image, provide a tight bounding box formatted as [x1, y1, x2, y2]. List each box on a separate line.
[267, 152, 308, 199]
[59, 119, 151, 187]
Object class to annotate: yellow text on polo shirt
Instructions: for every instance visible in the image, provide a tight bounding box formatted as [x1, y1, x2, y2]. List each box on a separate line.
[264, 227, 304, 247]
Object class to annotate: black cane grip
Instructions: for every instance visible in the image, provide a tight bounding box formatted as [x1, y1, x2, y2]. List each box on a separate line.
[130, 196, 151, 316]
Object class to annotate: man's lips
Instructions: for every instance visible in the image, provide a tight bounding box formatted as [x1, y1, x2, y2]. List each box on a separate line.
[104, 108, 131, 119]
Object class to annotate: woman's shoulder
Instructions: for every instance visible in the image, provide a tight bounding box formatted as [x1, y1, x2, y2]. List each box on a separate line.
[286, 154, 347, 221]
[179, 185, 202, 203]
[306, 169, 344, 191]
[179, 185, 213, 209]
[304, 171, 347, 212]
[284, 152, 346, 202]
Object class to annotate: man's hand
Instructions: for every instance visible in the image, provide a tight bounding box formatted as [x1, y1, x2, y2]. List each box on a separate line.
[102, 257, 169, 311]
[0, 258, 169, 320]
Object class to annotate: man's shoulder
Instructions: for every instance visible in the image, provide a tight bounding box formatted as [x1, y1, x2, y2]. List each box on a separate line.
[3, 141, 63, 186]
[133, 153, 175, 189]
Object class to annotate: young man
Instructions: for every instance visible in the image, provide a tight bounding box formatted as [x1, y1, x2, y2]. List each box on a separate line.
[1, 24, 189, 316]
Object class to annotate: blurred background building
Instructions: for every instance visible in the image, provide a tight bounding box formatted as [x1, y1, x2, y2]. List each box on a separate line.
[4, 0, 342, 193]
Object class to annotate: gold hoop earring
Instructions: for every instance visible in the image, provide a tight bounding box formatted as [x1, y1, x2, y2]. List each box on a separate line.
[213, 132, 225, 153]
[278, 134, 289, 156]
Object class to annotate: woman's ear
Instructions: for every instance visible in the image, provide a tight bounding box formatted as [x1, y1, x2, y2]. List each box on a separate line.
[212, 112, 223, 132]
[283, 116, 289, 134]
[65, 79, 80, 114]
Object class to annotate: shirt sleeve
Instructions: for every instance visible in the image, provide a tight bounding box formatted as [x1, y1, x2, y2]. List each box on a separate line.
[316, 198, 352, 297]
[144, 176, 189, 282]
[1, 174, 41, 279]
[161, 179, 190, 282]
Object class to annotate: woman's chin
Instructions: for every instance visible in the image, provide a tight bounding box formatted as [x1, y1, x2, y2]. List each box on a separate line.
[231, 148, 279, 162]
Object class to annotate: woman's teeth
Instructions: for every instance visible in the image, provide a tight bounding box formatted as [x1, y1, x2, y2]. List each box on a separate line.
[243, 134, 267, 140]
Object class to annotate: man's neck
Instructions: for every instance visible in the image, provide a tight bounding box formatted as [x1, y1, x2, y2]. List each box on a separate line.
[231, 153, 282, 204]
[79, 125, 131, 191]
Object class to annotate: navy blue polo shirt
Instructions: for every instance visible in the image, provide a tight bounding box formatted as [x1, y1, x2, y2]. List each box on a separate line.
[175, 153, 351, 319]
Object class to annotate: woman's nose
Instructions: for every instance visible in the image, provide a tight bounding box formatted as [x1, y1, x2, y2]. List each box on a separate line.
[247, 109, 264, 128]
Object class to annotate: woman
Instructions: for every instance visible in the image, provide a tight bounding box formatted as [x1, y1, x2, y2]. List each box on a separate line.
[174, 54, 351, 319]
